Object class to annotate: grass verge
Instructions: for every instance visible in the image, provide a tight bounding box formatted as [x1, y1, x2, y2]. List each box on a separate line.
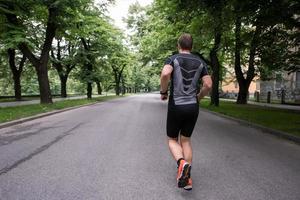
[0, 97, 38, 102]
[0, 95, 120, 124]
[200, 98, 300, 137]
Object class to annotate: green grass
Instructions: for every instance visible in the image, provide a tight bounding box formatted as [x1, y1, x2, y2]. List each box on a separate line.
[0, 97, 38, 102]
[0, 95, 121, 123]
[200, 99, 300, 137]
[0, 94, 92, 102]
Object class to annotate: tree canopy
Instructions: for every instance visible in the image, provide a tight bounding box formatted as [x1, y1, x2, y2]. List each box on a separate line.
[126, 0, 299, 105]
[0, 0, 298, 105]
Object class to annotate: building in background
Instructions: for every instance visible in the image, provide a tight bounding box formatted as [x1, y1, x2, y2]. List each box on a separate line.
[259, 71, 300, 103]
[221, 79, 258, 99]
[220, 67, 258, 99]
[220, 69, 300, 104]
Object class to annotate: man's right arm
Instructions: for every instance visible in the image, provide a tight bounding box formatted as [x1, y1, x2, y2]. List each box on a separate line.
[197, 75, 212, 101]
[160, 64, 173, 100]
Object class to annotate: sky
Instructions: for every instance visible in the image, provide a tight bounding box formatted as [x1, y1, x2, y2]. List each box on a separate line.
[106, 0, 153, 31]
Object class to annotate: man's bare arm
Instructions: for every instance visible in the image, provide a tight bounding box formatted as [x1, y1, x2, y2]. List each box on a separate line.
[197, 75, 212, 101]
[160, 64, 173, 100]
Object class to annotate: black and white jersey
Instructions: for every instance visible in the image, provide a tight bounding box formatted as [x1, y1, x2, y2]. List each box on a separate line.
[164, 53, 208, 106]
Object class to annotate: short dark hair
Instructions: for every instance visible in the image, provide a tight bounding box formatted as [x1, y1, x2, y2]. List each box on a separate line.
[178, 33, 193, 50]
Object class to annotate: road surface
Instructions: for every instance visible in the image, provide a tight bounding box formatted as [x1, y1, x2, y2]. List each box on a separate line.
[0, 94, 299, 200]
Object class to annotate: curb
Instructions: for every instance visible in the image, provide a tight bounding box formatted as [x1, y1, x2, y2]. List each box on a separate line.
[0, 102, 101, 130]
[199, 108, 300, 145]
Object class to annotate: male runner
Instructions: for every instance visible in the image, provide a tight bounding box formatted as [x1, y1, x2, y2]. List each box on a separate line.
[160, 33, 212, 190]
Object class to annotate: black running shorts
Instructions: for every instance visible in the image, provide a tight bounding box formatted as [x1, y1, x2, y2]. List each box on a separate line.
[167, 103, 199, 138]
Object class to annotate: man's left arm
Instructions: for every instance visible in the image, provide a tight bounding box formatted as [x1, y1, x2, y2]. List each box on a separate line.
[160, 64, 173, 100]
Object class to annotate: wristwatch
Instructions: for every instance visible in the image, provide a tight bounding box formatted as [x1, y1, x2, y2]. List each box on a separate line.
[160, 90, 168, 95]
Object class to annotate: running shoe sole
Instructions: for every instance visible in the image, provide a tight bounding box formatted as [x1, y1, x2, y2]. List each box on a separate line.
[177, 163, 189, 188]
[183, 184, 192, 191]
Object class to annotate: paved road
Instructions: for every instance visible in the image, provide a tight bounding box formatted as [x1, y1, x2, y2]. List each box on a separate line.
[0, 94, 299, 200]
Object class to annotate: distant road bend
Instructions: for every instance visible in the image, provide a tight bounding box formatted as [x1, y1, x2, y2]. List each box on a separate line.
[0, 94, 299, 200]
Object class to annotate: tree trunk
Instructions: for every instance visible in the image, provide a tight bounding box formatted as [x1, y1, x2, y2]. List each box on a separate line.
[81, 38, 94, 99]
[96, 81, 102, 95]
[13, 75, 22, 101]
[234, 12, 245, 104]
[60, 76, 67, 98]
[86, 62, 93, 99]
[35, 63, 52, 103]
[115, 71, 120, 96]
[20, 44, 53, 104]
[115, 83, 120, 96]
[121, 76, 125, 95]
[209, 29, 222, 107]
[36, 7, 56, 104]
[210, 50, 220, 106]
[112, 65, 125, 96]
[87, 82, 92, 99]
[114, 72, 120, 96]
[208, 1, 222, 107]
[7, 49, 24, 101]
[237, 83, 248, 104]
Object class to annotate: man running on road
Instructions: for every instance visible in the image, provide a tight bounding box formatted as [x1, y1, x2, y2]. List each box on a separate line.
[160, 33, 212, 190]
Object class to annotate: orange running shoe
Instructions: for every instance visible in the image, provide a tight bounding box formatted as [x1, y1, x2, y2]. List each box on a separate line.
[184, 165, 192, 191]
[177, 160, 190, 188]
[184, 178, 192, 191]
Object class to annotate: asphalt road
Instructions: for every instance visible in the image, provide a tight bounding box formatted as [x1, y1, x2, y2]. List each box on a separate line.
[0, 94, 299, 200]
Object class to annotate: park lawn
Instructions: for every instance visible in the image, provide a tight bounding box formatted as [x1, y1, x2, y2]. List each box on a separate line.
[0, 94, 87, 103]
[0, 97, 38, 103]
[0, 95, 120, 123]
[200, 99, 300, 137]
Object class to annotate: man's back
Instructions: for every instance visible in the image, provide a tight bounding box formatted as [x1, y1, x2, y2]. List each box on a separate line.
[165, 53, 208, 106]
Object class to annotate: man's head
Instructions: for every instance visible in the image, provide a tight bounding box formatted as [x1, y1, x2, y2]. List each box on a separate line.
[178, 33, 193, 51]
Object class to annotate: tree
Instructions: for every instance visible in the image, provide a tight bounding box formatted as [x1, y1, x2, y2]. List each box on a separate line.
[51, 38, 77, 97]
[233, 0, 299, 104]
[75, 5, 116, 99]
[257, 0, 300, 77]
[80, 37, 94, 98]
[1, 1, 58, 103]
[110, 52, 129, 96]
[0, 0, 93, 103]
[205, 0, 224, 107]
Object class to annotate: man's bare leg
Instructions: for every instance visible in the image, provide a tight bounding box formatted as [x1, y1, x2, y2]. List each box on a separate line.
[168, 137, 190, 188]
[168, 137, 184, 161]
[180, 134, 193, 190]
[180, 135, 192, 164]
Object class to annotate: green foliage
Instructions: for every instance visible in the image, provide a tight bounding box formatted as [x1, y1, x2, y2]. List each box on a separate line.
[0, 0, 124, 97]
[1, 0, 298, 101]
[233, 0, 300, 80]
[127, 0, 299, 96]
[0, 49, 10, 94]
